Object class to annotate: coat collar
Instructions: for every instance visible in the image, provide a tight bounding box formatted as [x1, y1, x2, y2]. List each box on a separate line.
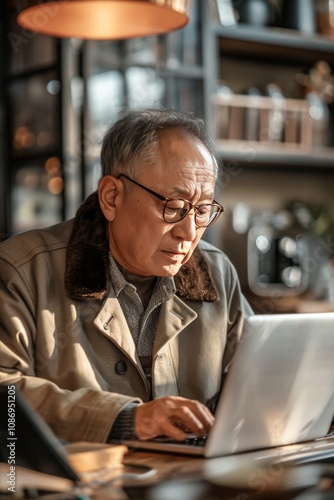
[65, 192, 218, 302]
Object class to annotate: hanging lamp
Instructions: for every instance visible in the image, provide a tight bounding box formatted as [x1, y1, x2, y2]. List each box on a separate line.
[16, 0, 191, 40]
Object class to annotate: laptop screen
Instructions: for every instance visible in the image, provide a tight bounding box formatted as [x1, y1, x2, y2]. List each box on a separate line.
[206, 312, 334, 457]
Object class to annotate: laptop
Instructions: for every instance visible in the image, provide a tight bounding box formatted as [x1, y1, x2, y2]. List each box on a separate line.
[119, 312, 334, 458]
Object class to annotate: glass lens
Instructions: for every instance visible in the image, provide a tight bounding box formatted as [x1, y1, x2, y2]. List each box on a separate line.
[164, 200, 221, 227]
[202, 205, 221, 227]
[195, 205, 216, 227]
[164, 199, 189, 222]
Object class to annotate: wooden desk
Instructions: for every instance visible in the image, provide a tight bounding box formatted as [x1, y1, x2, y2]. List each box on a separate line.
[120, 447, 334, 500]
[2, 442, 334, 499]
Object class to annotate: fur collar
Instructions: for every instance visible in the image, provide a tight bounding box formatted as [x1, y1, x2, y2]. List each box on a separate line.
[65, 192, 218, 302]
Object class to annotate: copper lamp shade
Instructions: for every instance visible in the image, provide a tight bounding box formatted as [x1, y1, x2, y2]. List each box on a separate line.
[16, 0, 191, 40]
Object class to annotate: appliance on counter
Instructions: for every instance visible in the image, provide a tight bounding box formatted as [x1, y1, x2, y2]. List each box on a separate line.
[221, 203, 333, 299]
[223, 204, 310, 297]
[247, 223, 309, 296]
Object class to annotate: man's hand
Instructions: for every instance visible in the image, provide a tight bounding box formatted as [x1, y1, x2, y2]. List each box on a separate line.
[134, 396, 214, 441]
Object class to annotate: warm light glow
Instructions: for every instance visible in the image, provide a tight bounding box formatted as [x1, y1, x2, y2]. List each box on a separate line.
[17, 0, 190, 40]
[44, 156, 61, 174]
[13, 126, 35, 150]
[48, 176, 64, 194]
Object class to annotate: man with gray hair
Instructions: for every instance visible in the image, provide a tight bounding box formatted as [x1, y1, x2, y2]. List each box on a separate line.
[0, 108, 252, 443]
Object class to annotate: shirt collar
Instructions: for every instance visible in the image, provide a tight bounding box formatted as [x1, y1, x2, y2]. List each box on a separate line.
[108, 253, 176, 302]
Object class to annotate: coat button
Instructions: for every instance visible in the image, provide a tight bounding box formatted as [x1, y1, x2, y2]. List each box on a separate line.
[115, 361, 127, 375]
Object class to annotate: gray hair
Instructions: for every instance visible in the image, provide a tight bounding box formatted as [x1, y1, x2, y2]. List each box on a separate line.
[100, 108, 218, 178]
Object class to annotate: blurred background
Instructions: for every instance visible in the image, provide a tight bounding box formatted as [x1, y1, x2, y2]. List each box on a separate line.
[1, 0, 334, 313]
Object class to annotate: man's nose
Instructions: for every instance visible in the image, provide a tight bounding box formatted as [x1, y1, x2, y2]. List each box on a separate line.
[172, 209, 199, 241]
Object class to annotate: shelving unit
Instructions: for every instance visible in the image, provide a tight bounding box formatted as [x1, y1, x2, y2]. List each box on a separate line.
[203, 15, 334, 172]
[213, 24, 334, 61]
[1, 3, 64, 236]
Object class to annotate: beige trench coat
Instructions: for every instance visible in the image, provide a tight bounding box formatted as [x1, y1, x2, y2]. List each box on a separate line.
[0, 193, 252, 443]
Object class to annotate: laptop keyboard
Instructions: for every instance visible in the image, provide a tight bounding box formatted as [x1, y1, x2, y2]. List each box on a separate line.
[152, 434, 208, 447]
[153, 434, 207, 448]
[182, 435, 207, 447]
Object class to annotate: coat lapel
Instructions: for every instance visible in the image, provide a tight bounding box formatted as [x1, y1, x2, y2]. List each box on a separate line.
[153, 295, 197, 356]
[93, 296, 139, 364]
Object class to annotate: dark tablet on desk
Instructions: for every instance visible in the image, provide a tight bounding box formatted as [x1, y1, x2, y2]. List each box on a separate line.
[0, 384, 79, 481]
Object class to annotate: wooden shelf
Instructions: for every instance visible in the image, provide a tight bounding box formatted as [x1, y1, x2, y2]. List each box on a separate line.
[214, 139, 334, 169]
[212, 24, 334, 63]
[211, 93, 334, 170]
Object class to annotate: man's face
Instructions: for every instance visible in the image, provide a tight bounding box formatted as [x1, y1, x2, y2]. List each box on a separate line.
[105, 129, 217, 277]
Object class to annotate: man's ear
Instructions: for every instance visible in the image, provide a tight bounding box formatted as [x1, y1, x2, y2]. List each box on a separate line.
[98, 175, 123, 222]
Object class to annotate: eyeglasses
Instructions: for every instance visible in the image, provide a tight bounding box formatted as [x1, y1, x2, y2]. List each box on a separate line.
[118, 174, 224, 228]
